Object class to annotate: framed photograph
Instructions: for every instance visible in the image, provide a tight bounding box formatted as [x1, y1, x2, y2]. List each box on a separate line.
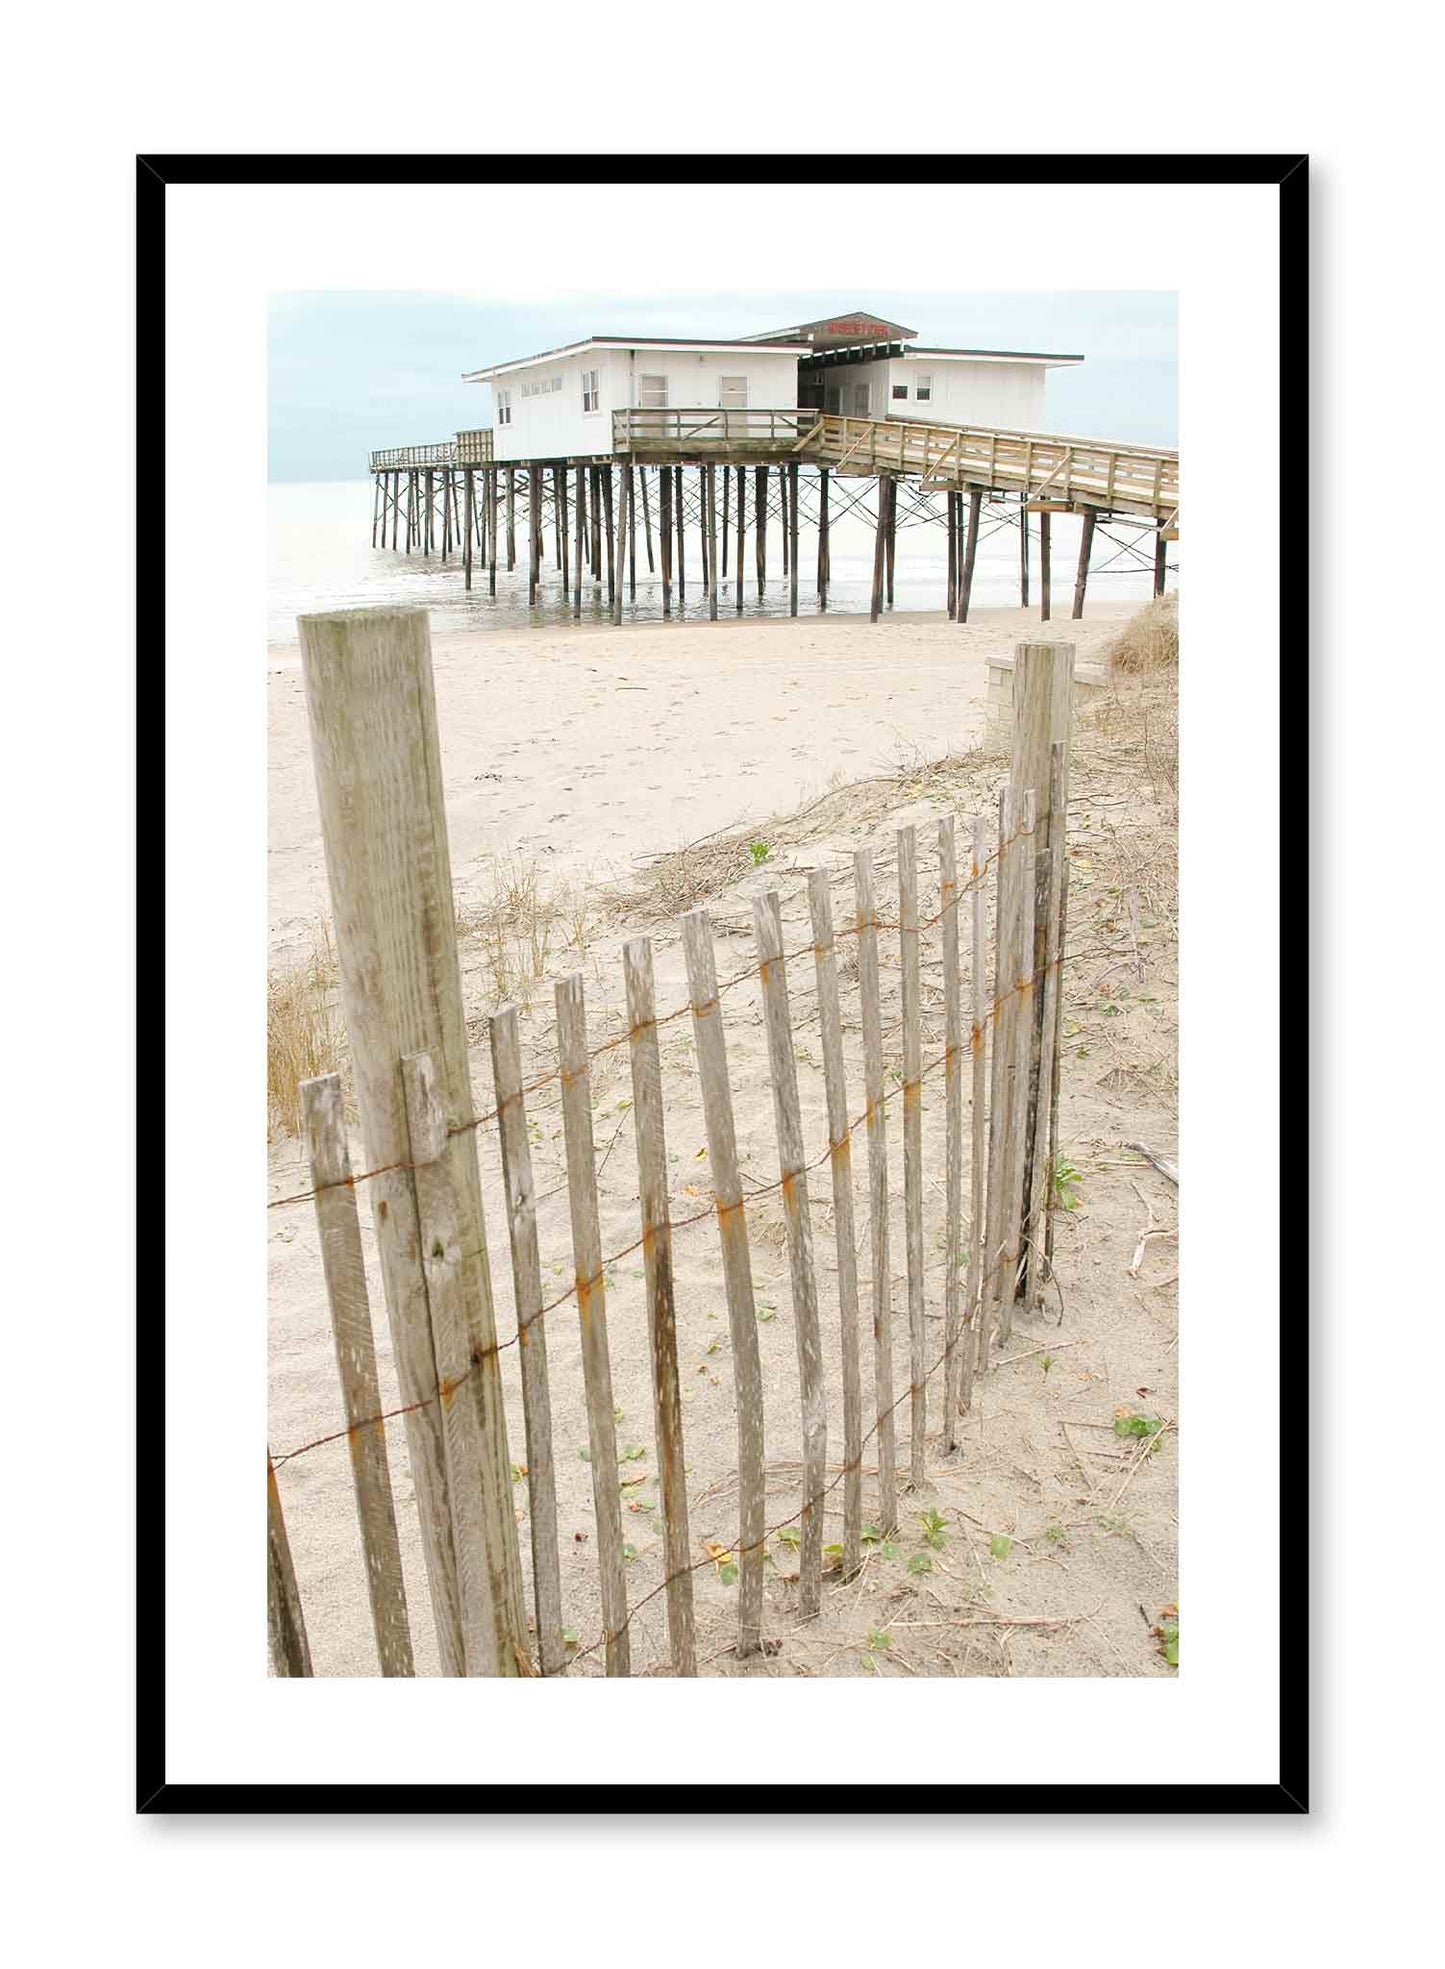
[147, 152, 1304, 1812]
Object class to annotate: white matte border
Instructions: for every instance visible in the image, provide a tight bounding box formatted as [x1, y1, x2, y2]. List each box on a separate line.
[163, 170, 1281, 1790]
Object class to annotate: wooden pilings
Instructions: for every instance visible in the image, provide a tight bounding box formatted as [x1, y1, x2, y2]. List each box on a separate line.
[705, 462, 718, 621]
[659, 464, 673, 616]
[487, 466, 497, 595]
[613, 464, 630, 626]
[884, 472, 896, 609]
[1039, 508, 1052, 621]
[735, 465, 745, 614]
[957, 485, 982, 624]
[946, 490, 958, 618]
[627, 465, 636, 601]
[675, 465, 685, 603]
[818, 467, 830, 612]
[1072, 507, 1097, 619]
[755, 465, 767, 597]
[528, 464, 542, 607]
[1019, 492, 1030, 609]
[788, 461, 800, 616]
[602, 467, 615, 608]
[372, 456, 1171, 630]
[640, 465, 655, 574]
[573, 465, 584, 620]
[870, 477, 888, 623]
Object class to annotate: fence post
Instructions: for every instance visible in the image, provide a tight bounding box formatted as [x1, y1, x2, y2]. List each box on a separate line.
[298, 605, 528, 1676]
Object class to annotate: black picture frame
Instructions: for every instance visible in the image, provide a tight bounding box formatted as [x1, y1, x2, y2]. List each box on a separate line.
[142, 151, 1306, 1815]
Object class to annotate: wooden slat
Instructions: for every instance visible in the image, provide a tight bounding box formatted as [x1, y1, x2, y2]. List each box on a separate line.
[267, 1454, 313, 1677]
[963, 812, 989, 1410]
[681, 909, 765, 1656]
[981, 784, 1015, 1371]
[623, 936, 697, 1676]
[555, 973, 631, 1677]
[807, 869, 863, 1578]
[402, 1051, 523, 1676]
[938, 819, 965, 1447]
[898, 826, 926, 1488]
[1024, 743, 1068, 1310]
[300, 1073, 414, 1677]
[488, 1006, 566, 1677]
[753, 891, 827, 1616]
[997, 788, 1039, 1347]
[853, 849, 898, 1533]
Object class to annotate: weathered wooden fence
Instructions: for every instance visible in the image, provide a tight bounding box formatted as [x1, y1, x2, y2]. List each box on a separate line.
[267, 608, 1077, 1676]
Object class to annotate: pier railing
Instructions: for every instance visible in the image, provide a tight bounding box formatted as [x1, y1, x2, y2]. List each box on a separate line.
[613, 406, 821, 454]
[455, 429, 494, 467]
[807, 414, 1179, 520]
[608, 406, 1177, 518]
[370, 441, 458, 472]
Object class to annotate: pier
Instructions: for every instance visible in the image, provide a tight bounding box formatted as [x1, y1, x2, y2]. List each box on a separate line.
[368, 407, 1178, 626]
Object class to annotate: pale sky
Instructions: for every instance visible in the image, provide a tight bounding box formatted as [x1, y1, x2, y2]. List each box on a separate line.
[268, 289, 1177, 482]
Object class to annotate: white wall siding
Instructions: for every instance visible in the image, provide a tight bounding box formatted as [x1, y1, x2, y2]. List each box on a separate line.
[482, 346, 800, 461]
[888, 358, 1050, 432]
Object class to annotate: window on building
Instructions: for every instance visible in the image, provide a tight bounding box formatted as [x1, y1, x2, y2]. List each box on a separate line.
[638, 374, 668, 409]
[496, 388, 512, 426]
[581, 368, 600, 413]
[891, 381, 909, 401]
[914, 374, 933, 403]
[719, 375, 747, 409]
[853, 384, 870, 416]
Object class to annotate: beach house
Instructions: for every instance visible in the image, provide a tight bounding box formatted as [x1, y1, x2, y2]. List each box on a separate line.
[462, 310, 1084, 462]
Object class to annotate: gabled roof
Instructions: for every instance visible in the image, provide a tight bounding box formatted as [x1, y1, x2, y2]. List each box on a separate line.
[463, 335, 808, 383]
[742, 310, 919, 350]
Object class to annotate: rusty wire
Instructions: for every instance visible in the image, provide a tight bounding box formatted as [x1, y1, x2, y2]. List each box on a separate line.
[265, 819, 1032, 1215]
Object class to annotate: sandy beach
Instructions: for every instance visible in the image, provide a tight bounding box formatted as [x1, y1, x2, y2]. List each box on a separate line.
[268, 600, 1178, 1678]
[267, 604, 1134, 952]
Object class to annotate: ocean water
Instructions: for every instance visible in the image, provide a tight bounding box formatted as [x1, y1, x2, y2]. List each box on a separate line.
[268, 477, 1170, 646]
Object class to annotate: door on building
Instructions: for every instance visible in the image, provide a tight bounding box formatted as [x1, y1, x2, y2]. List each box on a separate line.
[852, 383, 870, 417]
